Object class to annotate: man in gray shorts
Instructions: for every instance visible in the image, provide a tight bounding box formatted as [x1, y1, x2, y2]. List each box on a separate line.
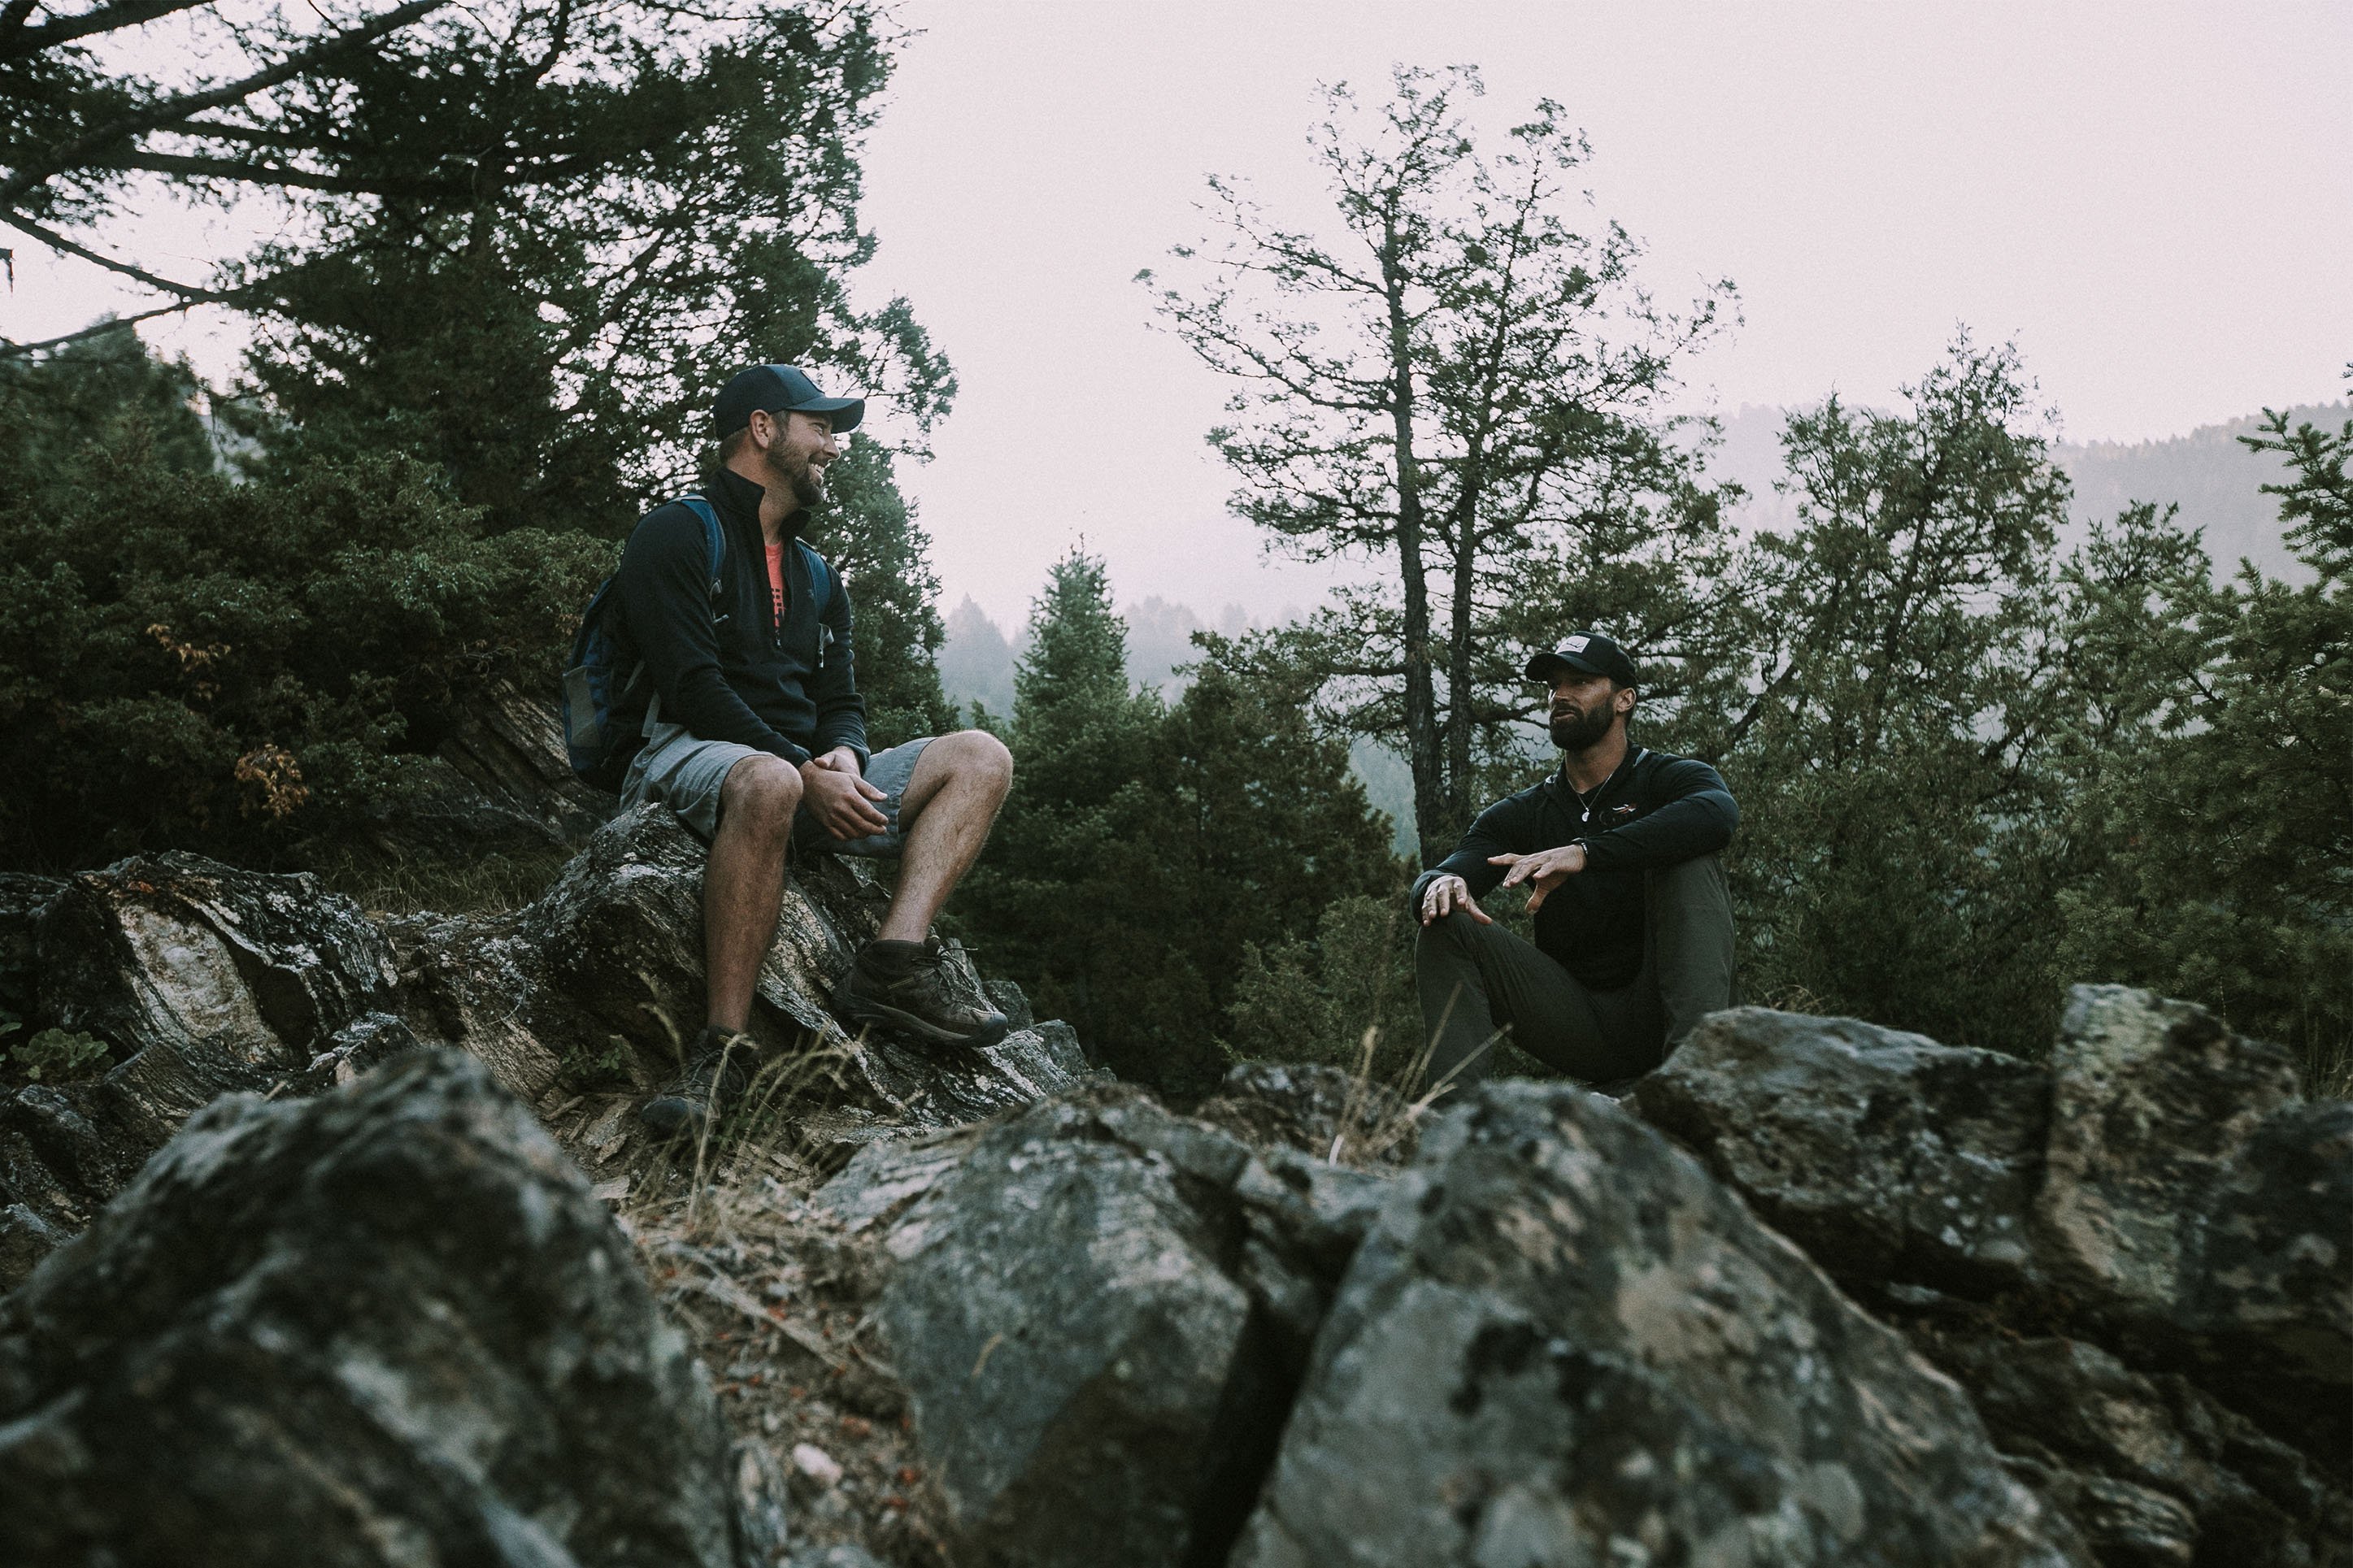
[612, 364, 1016, 1137]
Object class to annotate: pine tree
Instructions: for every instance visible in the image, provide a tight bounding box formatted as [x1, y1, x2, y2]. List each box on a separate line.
[1717, 337, 2085, 1052]
[957, 552, 1168, 1079]
[1146, 64, 1735, 862]
[6, 0, 952, 539]
[962, 552, 1401, 1101]
[2058, 399, 2353, 1074]
[802, 442, 957, 751]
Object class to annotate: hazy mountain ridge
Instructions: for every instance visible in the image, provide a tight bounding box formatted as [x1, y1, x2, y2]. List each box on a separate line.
[1711, 400, 2346, 583]
[938, 400, 2338, 857]
[942, 400, 2344, 727]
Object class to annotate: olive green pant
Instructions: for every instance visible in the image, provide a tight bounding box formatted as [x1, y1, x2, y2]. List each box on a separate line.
[1415, 853, 1735, 1092]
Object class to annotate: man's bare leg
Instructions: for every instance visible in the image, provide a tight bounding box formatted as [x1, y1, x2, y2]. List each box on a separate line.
[703, 755, 802, 1033]
[876, 729, 1014, 943]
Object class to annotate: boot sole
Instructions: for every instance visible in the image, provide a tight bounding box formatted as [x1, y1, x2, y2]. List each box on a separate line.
[836, 992, 1011, 1050]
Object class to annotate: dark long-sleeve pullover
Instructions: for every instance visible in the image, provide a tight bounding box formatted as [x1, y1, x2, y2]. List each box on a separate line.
[1412, 746, 1738, 990]
[611, 467, 866, 770]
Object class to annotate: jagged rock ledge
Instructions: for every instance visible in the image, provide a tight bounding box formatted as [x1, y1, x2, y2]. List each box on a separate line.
[1, 804, 1092, 1291]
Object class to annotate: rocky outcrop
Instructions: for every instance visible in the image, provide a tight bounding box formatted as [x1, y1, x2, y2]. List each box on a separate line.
[1903, 1320, 2353, 1568]
[1232, 1079, 2081, 1567]
[0, 1049, 759, 1567]
[433, 675, 617, 849]
[815, 1080, 1387, 1568]
[1634, 987, 2352, 1566]
[1626, 1006, 2051, 1292]
[0, 856, 422, 1288]
[492, 804, 1088, 1163]
[0, 806, 1089, 1286]
[1192, 1059, 1419, 1166]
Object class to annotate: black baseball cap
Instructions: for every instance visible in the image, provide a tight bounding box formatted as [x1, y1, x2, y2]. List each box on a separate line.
[713, 364, 865, 437]
[1526, 632, 1638, 688]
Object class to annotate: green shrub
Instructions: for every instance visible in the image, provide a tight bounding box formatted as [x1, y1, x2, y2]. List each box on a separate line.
[0, 435, 613, 868]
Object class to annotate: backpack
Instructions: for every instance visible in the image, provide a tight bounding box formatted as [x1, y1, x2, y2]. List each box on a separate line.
[559, 496, 837, 790]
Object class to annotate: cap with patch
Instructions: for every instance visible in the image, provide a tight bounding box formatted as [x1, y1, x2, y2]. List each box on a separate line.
[1525, 631, 1638, 688]
[713, 364, 865, 437]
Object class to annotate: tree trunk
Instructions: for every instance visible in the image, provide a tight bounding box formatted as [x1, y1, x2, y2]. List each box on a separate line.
[1382, 227, 1445, 867]
[1445, 519, 1477, 832]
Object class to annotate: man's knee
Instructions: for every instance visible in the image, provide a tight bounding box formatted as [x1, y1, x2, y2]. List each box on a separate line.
[1416, 907, 1489, 957]
[1649, 853, 1733, 927]
[934, 728, 1014, 792]
[718, 754, 801, 838]
[1650, 851, 1727, 893]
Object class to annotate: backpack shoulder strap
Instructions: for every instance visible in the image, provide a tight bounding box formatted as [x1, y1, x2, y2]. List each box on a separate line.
[795, 538, 836, 615]
[676, 495, 727, 603]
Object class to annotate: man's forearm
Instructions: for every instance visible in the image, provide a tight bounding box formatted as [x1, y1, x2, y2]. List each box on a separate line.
[1579, 791, 1736, 871]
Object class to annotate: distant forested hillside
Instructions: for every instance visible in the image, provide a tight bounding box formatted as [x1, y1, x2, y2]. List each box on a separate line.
[1713, 401, 2346, 582]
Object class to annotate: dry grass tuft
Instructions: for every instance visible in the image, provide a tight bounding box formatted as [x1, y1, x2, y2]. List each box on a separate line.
[305, 841, 576, 915]
[1320, 996, 1502, 1167]
[617, 1030, 955, 1566]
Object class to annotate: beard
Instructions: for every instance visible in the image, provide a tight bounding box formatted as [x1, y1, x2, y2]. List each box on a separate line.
[1549, 701, 1615, 752]
[763, 441, 826, 510]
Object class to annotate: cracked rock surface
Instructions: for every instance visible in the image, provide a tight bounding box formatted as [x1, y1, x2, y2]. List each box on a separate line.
[0, 1049, 755, 1568]
[1634, 987, 2351, 1566]
[816, 1079, 1387, 1568]
[1232, 1079, 2082, 1568]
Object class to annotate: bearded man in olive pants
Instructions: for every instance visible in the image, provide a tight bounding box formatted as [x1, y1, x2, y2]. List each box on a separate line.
[1413, 632, 1738, 1094]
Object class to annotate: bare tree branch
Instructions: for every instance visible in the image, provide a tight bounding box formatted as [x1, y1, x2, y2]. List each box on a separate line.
[0, 208, 235, 303]
[0, 0, 453, 213]
[1, 0, 213, 60]
[0, 294, 209, 358]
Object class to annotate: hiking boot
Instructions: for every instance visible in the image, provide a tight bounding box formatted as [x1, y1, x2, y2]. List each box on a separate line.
[835, 937, 1010, 1049]
[638, 1027, 755, 1140]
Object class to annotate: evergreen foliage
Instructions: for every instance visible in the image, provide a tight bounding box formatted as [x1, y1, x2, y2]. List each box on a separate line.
[1146, 63, 1735, 863]
[6, 0, 951, 537]
[802, 441, 958, 750]
[2, 5, 960, 874]
[0, 410, 608, 869]
[1711, 337, 2089, 1051]
[961, 552, 1400, 1101]
[220, 0, 953, 536]
[2056, 399, 2352, 1067]
[0, 321, 215, 500]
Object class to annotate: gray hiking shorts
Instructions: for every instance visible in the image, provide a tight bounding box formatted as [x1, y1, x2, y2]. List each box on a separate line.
[620, 715, 932, 858]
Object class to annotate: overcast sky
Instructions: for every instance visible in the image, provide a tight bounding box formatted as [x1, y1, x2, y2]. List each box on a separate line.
[10, 2, 2350, 630]
[853, 1, 2352, 628]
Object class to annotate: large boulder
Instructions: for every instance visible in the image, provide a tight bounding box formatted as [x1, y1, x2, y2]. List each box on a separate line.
[1232, 1080, 2082, 1567]
[1903, 1319, 2353, 1568]
[0, 872, 58, 1025]
[0, 1049, 759, 1566]
[432, 675, 617, 849]
[39, 853, 403, 1140]
[1632, 1006, 2049, 1293]
[463, 803, 1090, 1173]
[2033, 988, 2346, 1389]
[814, 1080, 1389, 1568]
[1633, 988, 2353, 1557]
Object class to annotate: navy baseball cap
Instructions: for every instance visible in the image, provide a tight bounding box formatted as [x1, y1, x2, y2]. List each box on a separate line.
[1526, 632, 1638, 688]
[713, 364, 865, 437]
